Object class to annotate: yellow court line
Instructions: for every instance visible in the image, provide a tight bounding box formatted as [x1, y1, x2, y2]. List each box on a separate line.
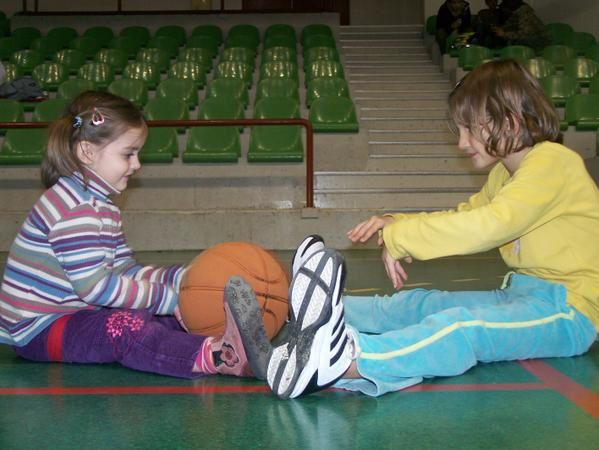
[360, 310, 577, 360]
[452, 278, 481, 282]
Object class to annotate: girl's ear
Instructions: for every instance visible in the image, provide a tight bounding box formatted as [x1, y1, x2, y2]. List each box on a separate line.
[76, 141, 96, 165]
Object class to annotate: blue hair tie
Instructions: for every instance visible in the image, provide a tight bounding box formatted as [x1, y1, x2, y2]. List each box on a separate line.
[72, 115, 82, 129]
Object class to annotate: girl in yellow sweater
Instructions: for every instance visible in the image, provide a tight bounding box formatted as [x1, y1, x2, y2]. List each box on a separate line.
[265, 59, 599, 398]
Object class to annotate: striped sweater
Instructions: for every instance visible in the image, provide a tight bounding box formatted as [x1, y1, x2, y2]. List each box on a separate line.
[0, 169, 185, 346]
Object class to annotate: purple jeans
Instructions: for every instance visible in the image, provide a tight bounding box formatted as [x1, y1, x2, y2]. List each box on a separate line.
[13, 309, 207, 378]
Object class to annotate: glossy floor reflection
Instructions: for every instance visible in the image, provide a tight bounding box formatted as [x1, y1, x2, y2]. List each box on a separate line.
[1, 250, 598, 449]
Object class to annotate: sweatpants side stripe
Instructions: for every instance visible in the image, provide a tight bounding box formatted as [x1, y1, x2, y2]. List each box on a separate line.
[360, 309, 577, 361]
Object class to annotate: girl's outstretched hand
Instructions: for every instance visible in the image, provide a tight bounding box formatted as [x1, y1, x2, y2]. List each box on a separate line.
[347, 215, 395, 245]
[382, 246, 413, 290]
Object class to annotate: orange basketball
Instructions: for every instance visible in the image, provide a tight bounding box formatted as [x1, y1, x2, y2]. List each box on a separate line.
[178, 241, 289, 339]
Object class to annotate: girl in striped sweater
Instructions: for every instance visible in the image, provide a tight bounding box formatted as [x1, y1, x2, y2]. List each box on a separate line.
[0, 91, 270, 380]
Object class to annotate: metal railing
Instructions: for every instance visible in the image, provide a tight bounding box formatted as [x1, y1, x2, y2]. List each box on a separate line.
[0, 118, 315, 208]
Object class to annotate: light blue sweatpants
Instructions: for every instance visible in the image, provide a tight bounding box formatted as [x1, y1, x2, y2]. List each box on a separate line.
[335, 273, 597, 396]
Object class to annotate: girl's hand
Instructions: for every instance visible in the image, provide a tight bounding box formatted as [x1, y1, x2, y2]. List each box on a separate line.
[382, 246, 413, 290]
[347, 215, 395, 244]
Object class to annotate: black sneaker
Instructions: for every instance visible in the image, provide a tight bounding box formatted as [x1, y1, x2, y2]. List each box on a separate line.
[267, 248, 353, 399]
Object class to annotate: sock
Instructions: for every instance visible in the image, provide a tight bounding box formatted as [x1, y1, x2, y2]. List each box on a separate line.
[194, 337, 217, 374]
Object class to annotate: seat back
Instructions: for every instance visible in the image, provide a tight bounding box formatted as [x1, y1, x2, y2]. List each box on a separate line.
[147, 35, 179, 59]
[305, 60, 344, 85]
[57, 78, 96, 100]
[0, 37, 18, 60]
[168, 61, 206, 88]
[69, 36, 102, 59]
[11, 27, 42, 49]
[83, 26, 115, 48]
[306, 77, 350, 107]
[155, 25, 187, 46]
[205, 78, 249, 107]
[254, 97, 300, 119]
[565, 93, 599, 129]
[546, 22, 573, 45]
[95, 48, 128, 73]
[301, 24, 333, 45]
[119, 26, 151, 47]
[263, 34, 296, 50]
[214, 61, 252, 86]
[303, 34, 336, 50]
[47, 27, 78, 49]
[123, 62, 160, 89]
[54, 49, 86, 74]
[539, 74, 579, 107]
[10, 49, 43, 74]
[136, 47, 170, 73]
[186, 34, 219, 57]
[109, 36, 141, 59]
[0, 99, 25, 134]
[564, 57, 599, 86]
[108, 78, 148, 108]
[198, 97, 244, 120]
[542, 45, 576, 69]
[255, 78, 299, 104]
[566, 31, 597, 55]
[30, 36, 62, 60]
[32, 62, 68, 90]
[263, 46, 297, 63]
[499, 45, 534, 63]
[309, 96, 359, 132]
[191, 24, 223, 45]
[78, 62, 114, 89]
[32, 97, 68, 122]
[156, 78, 198, 109]
[228, 24, 260, 48]
[458, 45, 492, 70]
[523, 57, 555, 78]
[178, 47, 213, 71]
[265, 24, 296, 41]
[260, 61, 298, 81]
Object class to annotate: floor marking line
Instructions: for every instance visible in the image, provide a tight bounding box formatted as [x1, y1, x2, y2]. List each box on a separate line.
[0, 382, 548, 396]
[519, 360, 599, 419]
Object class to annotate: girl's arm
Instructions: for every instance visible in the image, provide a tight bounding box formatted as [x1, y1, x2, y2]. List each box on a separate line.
[48, 205, 179, 315]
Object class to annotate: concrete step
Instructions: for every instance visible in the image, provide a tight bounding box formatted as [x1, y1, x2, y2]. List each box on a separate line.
[343, 54, 432, 63]
[315, 189, 475, 209]
[369, 143, 460, 156]
[361, 118, 450, 131]
[360, 107, 448, 120]
[357, 98, 449, 108]
[340, 24, 423, 34]
[345, 63, 441, 73]
[353, 89, 451, 100]
[366, 154, 474, 171]
[348, 70, 448, 79]
[342, 46, 428, 55]
[315, 171, 486, 189]
[350, 80, 452, 91]
[368, 129, 455, 141]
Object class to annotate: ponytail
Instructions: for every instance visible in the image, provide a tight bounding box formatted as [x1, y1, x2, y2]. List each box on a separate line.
[41, 116, 85, 188]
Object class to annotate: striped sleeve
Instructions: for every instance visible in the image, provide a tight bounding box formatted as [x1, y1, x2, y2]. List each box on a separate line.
[47, 203, 178, 315]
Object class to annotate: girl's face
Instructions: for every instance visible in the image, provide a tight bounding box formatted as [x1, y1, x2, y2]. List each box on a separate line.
[83, 127, 145, 191]
[456, 124, 499, 170]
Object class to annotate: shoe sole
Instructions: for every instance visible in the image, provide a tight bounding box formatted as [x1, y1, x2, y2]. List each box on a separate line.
[267, 249, 345, 399]
[291, 234, 325, 276]
[224, 276, 273, 380]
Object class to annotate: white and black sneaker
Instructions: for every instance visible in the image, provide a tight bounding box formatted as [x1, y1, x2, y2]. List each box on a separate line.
[291, 235, 325, 277]
[267, 248, 353, 399]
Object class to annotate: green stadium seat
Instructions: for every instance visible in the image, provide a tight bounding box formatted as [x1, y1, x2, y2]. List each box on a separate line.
[303, 33, 336, 51]
[539, 74, 580, 107]
[585, 43, 599, 63]
[10, 49, 43, 75]
[78, 62, 115, 90]
[95, 48, 128, 74]
[306, 77, 350, 107]
[2, 62, 21, 83]
[144, 96, 189, 134]
[565, 93, 599, 130]
[309, 96, 359, 133]
[499, 45, 534, 63]
[566, 31, 597, 56]
[228, 24, 260, 48]
[191, 24, 223, 45]
[140, 128, 177, 163]
[32, 97, 68, 122]
[303, 46, 339, 67]
[109, 36, 142, 59]
[119, 26, 151, 48]
[426, 15, 437, 36]
[301, 24, 333, 45]
[178, 47, 213, 71]
[83, 26, 114, 48]
[54, 49, 86, 75]
[0, 99, 25, 136]
[69, 36, 103, 60]
[224, 34, 259, 54]
[147, 35, 179, 59]
[47, 27, 78, 49]
[156, 78, 198, 109]
[108, 78, 148, 108]
[305, 60, 345, 86]
[30, 37, 62, 60]
[263, 34, 296, 50]
[0, 128, 46, 165]
[254, 97, 300, 119]
[0, 37, 18, 60]
[57, 78, 96, 100]
[265, 24, 296, 41]
[254, 78, 299, 104]
[156, 25, 187, 47]
[137, 47, 170, 73]
[123, 62, 161, 89]
[458, 45, 492, 71]
[11, 27, 41, 49]
[168, 61, 206, 88]
[262, 46, 297, 63]
[589, 76, 599, 94]
[542, 45, 575, 70]
[564, 57, 599, 87]
[220, 46, 255, 70]
[183, 97, 244, 163]
[32, 62, 68, 91]
[186, 34, 219, 58]
[260, 61, 299, 82]
[205, 78, 249, 108]
[214, 61, 252, 87]
[247, 125, 303, 163]
[546, 22, 573, 45]
[523, 57, 555, 78]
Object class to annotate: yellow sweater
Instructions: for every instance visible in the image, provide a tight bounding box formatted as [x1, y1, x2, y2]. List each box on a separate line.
[382, 142, 599, 329]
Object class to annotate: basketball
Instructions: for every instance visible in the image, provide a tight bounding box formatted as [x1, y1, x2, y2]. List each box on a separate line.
[178, 241, 289, 339]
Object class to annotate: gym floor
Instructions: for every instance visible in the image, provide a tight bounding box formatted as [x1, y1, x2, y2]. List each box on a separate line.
[1, 249, 598, 449]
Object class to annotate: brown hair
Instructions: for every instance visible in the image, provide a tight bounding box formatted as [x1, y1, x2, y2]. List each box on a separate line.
[41, 91, 146, 188]
[448, 59, 560, 157]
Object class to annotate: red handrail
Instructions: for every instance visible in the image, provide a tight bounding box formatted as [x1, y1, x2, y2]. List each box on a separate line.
[0, 118, 315, 208]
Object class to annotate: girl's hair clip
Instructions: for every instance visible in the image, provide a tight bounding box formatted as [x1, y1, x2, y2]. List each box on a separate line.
[72, 115, 83, 129]
[91, 108, 105, 126]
